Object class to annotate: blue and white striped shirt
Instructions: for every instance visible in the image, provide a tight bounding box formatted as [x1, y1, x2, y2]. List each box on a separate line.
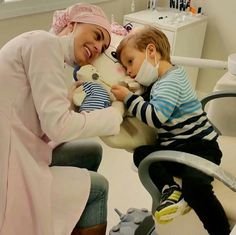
[79, 82, 111, 112]
[125, 66, 218, 147]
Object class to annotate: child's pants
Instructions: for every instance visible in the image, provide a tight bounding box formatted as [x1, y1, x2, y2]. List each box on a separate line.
[133, 139, 231, 235]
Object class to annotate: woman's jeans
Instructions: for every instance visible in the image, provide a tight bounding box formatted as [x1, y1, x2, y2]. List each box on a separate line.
[50, 139, 102, 171]
[77, 171, 108, 228]
[50, 140, 108, 227]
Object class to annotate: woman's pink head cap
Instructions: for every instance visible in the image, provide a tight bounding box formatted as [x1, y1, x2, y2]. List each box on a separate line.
[51, 3, 111, 39]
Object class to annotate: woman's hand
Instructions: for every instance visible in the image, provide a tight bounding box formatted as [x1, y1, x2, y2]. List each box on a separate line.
[67, 80, 84, 103]
[111, 84, 131, 101]
[67, 80, 84, 110]
[111, 101, 125, 117]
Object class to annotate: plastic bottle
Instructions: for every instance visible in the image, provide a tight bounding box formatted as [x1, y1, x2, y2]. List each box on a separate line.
[190, 0, 203, 14]
[148, 0, 157, 11]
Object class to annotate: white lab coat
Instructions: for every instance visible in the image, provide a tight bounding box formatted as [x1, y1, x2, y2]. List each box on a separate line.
[0, 30, 122, 235]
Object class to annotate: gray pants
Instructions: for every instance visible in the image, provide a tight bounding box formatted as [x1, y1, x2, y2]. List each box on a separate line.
[50, 140, 108, 227]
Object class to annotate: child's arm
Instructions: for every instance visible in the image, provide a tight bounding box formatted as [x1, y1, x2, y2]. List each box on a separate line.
[111, 83, 178, 128]
[111, 84, 130, 101]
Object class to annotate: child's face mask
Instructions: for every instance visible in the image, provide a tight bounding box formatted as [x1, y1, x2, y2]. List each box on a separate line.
[135, 48, 159, 87]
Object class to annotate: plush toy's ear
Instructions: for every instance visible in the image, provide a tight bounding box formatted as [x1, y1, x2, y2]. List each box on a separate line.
[73, 65, 81, 81]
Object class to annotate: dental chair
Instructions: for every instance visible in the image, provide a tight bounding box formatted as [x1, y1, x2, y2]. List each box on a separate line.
[104, 89, 236, 235]
[102, 54, 236, 234]
[137, 89, 236, 234]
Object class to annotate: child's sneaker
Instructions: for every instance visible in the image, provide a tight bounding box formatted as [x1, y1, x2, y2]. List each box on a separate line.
[154, 185, 191, 224]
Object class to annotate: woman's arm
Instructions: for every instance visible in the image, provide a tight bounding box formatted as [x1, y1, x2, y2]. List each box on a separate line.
[22, 31, 122, 143]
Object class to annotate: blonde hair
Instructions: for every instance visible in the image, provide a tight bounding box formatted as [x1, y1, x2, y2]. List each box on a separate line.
[116, 26, 171, 63]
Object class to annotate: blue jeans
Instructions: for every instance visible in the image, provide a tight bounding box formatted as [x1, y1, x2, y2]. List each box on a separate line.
[50, 139, 102, 171]
[77, 171, 108, 228]
[50, 140, 108, 227]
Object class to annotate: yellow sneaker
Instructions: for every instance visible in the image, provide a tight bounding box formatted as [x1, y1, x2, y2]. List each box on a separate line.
[155, 185, 191, 224]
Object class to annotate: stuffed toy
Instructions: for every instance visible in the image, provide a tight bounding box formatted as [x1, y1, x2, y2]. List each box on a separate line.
[72, 65, 112, 112]
[72, 33, 157, 151]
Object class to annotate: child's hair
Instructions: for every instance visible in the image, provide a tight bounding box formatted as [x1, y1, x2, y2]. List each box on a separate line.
[116, 26, 171, 63]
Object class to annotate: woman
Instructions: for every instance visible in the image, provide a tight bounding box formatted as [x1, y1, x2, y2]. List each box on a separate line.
[0, 3, 123, 235]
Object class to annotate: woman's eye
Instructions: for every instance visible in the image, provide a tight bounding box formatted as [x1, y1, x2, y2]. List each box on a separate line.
[95, 32, 101, 41]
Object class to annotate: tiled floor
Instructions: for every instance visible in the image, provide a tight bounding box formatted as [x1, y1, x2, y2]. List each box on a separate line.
[97, 137, 209, 235]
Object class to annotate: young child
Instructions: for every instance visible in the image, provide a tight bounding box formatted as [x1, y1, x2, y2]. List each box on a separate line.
[111, 26, 230, 235]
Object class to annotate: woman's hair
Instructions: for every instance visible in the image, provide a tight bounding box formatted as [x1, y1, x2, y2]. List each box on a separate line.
[116, 26, 171, 63]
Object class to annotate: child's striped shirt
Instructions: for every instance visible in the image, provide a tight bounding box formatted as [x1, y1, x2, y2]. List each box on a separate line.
[124, 66, 218, 147]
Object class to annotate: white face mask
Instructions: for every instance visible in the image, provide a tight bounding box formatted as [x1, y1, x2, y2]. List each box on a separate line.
[135, 49, 159, 87]
[64, 24, 77, 67]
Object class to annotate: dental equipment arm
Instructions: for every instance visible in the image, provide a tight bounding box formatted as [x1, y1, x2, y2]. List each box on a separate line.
[171, 53, 236, 75]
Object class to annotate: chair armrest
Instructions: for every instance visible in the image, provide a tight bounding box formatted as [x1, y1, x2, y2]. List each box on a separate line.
[138, 150, 236, 213]
[200, 90, 236, 135]
[201, 90, 236, 110]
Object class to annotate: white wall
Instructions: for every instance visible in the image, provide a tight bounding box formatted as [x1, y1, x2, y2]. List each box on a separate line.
[197, 0, 236, 93]
[1, 0, 236, 93]
[0, 0, 146, 48]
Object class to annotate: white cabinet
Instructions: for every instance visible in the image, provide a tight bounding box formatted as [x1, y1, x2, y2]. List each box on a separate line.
[123, 8, 207, 89]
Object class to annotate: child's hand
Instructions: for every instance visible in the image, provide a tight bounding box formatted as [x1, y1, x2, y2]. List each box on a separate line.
[120, 76, 145, 95]
[111, 84, 130, 101]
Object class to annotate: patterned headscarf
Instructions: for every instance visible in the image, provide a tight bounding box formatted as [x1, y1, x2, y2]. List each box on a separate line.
[50, 3, 111, 39]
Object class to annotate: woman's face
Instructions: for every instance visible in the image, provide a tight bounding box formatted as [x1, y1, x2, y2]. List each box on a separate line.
[73, 23, 110, 66]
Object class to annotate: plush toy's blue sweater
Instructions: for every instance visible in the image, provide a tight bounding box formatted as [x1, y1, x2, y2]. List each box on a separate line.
[73, 66, 110, 112]
[79, 82, 110, 112]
